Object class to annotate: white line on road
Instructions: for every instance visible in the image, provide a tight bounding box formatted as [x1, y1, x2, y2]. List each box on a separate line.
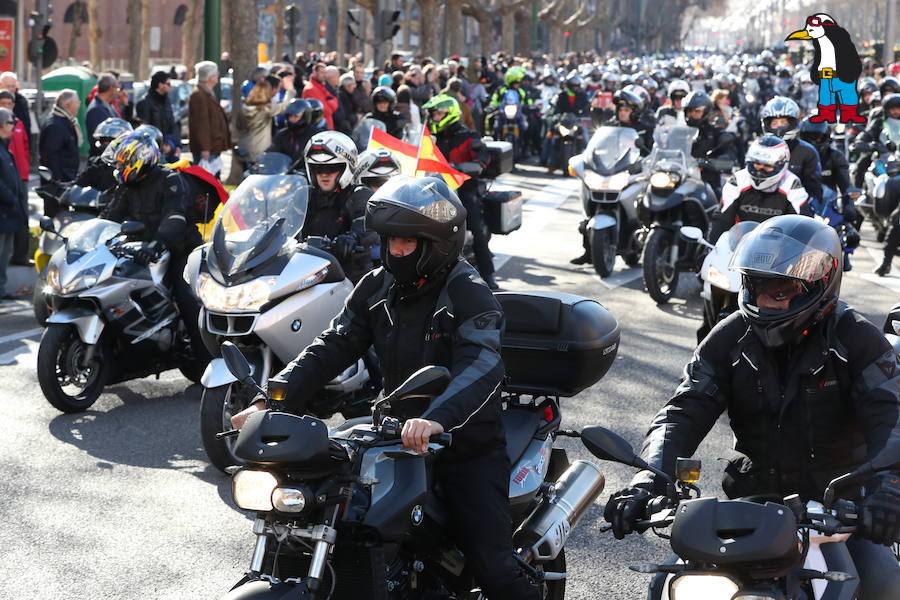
[0, 327, 43, 347]
[596, 262, 643, 290]
[0, 338, 38, 366]
[862, 247, 900, 293]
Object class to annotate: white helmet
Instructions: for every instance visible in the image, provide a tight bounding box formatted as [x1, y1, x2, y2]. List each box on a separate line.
[304, 131, 358, 191]
[354, 148, 401, 190]
[745, 135, 790, 192]
[667, 79, 690, 98]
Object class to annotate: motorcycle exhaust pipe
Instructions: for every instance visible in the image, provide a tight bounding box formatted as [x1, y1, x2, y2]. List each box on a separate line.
[514, 460, 605, 562]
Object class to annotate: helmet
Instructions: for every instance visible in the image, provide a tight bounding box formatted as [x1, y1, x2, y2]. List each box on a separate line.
[304, 131, 358, 191]
[744, 135, 790, 192]
[613, 88, 644, 119]
[883, 93, 900, 113]
[667, 79, 690, 100]
[112, 131, 160, 185]
[354, 148, 401, 190]
[858, 77, 878, 95]
[731, 215, 842, 347]
[683, 90, 713, 127]
[365, 175, 467, 287]
[504, 66, 525, 87]
[100, 130, 131, 166]
[422, 94, 460, 135]
[565, 73, 583, 90]
[624, 84, 650, 108]
[284, 98, 312, 129]
[306, 98, 325, 127]
[799, 117, 830, 151]
[759, 49, 774, 62]
[879, 76, 900, 98]
[761, 96, 800, 140]
[92, 117, 132, 152]
[601, 72, 620, 91]
[133, 124, 163, 147]
[371, 85, 397, 112]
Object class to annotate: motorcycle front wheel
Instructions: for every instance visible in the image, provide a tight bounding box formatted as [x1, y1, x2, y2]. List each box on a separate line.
[590, 226, 618, 278]
[200, 382, 253, 472]
[642, 228, 679, 304]
[37, 324, 108, 413]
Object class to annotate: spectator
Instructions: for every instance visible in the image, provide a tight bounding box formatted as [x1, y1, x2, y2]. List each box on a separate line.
[350, 62, 372, 118]
[188, 60, 231, 178]
[237, 78, 296, 162]
[301, 62, 338, 129]
[136, 71, 179, 138]
[0, 91, 30, 265]
[406, 65, 432, 105]
[85, 73, 120, 143]
[710, 88, 733, 129]
[241, 66, 269, 99]
[0, 108, 25, 299]
[336, 72, 357, 135]
[442, 78, 474, 130]
[0, 73, 31, 155]
[293, 52, 307, 79]
[395, 85, 421, 139]
[219, 51, 233, 77]
[40, 90, 82, 193]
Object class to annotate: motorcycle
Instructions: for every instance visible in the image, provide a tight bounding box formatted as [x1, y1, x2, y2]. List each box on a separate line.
[236, 149, 306, 177]
[809, 186, 861, 271]
[884, 302, 900, 356]
[856, 120, 900, 242]
[681, 222, 758, 342]
[546, 112, 586, 175]
[214, 288, 622, 599]
[584, 425, 900, 600]
[568, 126, 645, 277]
[495, 89, 525, 161]
[638, 125, 722, 304]
[185, 174, 376, 472]
[36, 218, 206, 413]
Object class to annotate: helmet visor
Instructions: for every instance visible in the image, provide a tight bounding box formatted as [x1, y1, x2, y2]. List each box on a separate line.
[729, 225, 838, 282]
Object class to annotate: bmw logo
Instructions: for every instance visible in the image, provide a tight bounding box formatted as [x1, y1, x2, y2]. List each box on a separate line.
[291, 319, 302, 332]
[410, 505, 424, 526]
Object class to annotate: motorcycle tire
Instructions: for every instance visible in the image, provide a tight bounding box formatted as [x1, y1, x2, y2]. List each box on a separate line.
[200, 382, 251, 472]
[877, 229, 886, 243]
[590, 227, 618, 278]
[642, 228, 679, 304]
[621, 225, 642, 267]
[178, 360, 206, 385]
[37, 324, 108, 413]
[33, 273, 51, 326]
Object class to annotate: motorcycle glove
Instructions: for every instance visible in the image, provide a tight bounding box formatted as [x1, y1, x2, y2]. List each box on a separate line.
[134, 241, 160, 266]
[860, 474, 900, 546]
[332, 233, 357, 263]
[604, 486, 653, 540]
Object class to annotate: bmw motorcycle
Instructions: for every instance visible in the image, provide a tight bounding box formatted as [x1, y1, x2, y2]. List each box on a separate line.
[185, 174, 376, 473]
[568, 126, 645, 277]
[586, 425, 900, 600]
[638, 125, 723, 304]
[214, 288, 622, 599]
[36, 218, 205, 413]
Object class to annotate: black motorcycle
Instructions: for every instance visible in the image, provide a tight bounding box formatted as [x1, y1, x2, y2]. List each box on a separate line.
[215, 289, 622, 599]
[546, 112, 586, 174]
[885, 301, 900, 356]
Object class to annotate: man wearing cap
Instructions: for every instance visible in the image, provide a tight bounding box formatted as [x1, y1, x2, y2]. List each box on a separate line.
[0, 108, 27, 298]
[136, 71, 179, 139]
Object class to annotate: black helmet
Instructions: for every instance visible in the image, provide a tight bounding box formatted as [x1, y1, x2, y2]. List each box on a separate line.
[682, 90, 712, 127]
[284, 98, 312, 129]
[365, 175, 466, 287]
[565, 73, 583, 90]
[731, 215, 842, 348]
[92, 117, 132, 151]
[306, 98, 325, 127]
[798, 117, 830, 150]
[612, 89, 644, 120]
[883, 93, 900, 115]
[879, 76, 900, 98]
[372, 86, 397, 112]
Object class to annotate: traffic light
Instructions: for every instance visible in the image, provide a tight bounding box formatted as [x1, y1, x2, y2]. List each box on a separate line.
[377, 9, 401, 41]
[28, 1, 58, 68]
[347, 8, 363, 40]
[285, 5, 299, 55]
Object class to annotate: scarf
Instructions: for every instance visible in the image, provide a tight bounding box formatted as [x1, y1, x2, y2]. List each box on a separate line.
[52, 104, 83, 147]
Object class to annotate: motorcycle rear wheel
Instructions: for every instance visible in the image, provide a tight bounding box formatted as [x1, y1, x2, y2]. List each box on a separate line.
[37, 324, 108, 413]
[642, 228, 679, 304]
[200, 382, 251, 472]
[590, 227, 618, 278]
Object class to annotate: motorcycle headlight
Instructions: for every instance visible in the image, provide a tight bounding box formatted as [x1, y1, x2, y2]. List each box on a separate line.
[61, 264, 106, 295]
[272, 486, 313, 513]
[232, 469, 277, 512]
[669, 574, 740, 600]
[558, 125, 571, 137]
[197, 273, 277, 312]
[707, 264, 733, 290]
[503, 105, 518, 119]
[46, 264, 61, 292]
[650, 171, 677, 189]
[584, 170, 629, 191]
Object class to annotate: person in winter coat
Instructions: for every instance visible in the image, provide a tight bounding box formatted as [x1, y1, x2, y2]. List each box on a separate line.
[0, 108, 27, 298]
[136, 71, 179, 138]
[237, 79, 296, 163]
[188, 61, 231, 177]
[40, 90, 82, 213]
[0, 91, 30, 265]
[301, 63, 339, 130]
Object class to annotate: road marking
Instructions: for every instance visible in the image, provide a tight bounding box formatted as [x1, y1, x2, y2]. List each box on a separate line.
[0, 338, 38, 366]
[0, 327, 43, 346]
[596, 262, 643, 289]
[861, 247, 900, 293]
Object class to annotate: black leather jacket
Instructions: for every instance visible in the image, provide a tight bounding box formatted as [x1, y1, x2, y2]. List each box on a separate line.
[786, 138, 823, 203]
[135, 89, 179, 137]
[818, 144, 851, 196]
[302, 184, 375, 282]
[75, 156, 117, 193]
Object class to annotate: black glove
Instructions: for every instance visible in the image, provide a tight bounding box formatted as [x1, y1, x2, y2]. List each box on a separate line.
[887, 141, 898, 153]
[860, 474, 900, 546]
[332, 233, 357, 262]
[604, 486, 653, 540]
[133, 242, 159, 266]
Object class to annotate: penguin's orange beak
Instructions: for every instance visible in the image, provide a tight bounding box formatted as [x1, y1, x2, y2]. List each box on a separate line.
[786, 29, 812, 41]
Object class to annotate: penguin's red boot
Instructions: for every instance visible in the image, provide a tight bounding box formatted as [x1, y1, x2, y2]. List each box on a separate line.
[839, 104, 866, 123]
[809, 104, 837, 123]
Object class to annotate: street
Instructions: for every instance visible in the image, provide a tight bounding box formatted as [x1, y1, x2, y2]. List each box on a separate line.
[0, 162, 896, 600]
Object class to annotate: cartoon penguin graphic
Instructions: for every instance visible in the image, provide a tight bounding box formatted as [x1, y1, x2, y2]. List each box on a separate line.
[785, 13, 864, 123]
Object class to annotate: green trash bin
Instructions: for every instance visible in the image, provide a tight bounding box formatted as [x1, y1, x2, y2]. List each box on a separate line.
[42, 67, 97, 155]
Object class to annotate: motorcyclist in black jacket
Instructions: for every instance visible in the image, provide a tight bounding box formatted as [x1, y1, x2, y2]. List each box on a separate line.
[603, 88, 655, 155]
[100, 131, 209, 362]
[75, 117, 132, 193]
[301, 130, 376, 283]
[866, 94, 900, 276]
[683, 90, 738, 198]
[605, 215, 900, 600]
[364, 86, 407, 139]
[552, 73, 591, 117]
[760, 96, 823, 204]
[230, 176, 542, 600]
[269, 98, 318, 167]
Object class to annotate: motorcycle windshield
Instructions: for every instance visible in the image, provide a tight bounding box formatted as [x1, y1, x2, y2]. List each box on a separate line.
[586, 127, 640, 174]
[252, 152, 294, 175]
[65, 218, 121, 261]
[352, 117, 387, 151]
[503, 89, 520, 105]
[725, 221, 759, 252]
[650, 125, 698, 174]
[882, 118, 900, 147]
[62, 185, 101, 210]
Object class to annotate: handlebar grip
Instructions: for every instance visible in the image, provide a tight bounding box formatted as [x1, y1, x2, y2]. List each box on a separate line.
[431, 432, 453, 447]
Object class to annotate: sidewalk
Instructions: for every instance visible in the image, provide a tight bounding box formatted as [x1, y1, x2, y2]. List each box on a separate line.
[6, 265, 36, 296]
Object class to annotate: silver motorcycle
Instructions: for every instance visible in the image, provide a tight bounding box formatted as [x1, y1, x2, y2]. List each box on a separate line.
[36, 218, 205, 413]
[185, 174, 374, 472]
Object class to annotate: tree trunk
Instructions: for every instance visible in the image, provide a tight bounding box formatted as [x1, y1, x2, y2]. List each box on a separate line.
[316, 0, 329, 53]
[515, 10, 529, 55]
[446, 0, 463, 56]
[500, 8, 516, 56]
[181, 1, 201, 69]
[87, 0, 102, 70]
[274, 0, 285, 60]
[225, 0, 259, 186]
[476, 13, 492, 58]
[221, 0, 231, 53]
[403, 0, 412, 50]
[417, 0, 437, 60]
[68, 1, 84, 62]
[139, 0, 151, 79]
[336, 0, 347, 65]
[127, 0, 142, 77]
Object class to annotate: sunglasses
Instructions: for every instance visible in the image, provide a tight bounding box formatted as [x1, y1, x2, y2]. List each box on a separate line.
[314, 164, 343, 175]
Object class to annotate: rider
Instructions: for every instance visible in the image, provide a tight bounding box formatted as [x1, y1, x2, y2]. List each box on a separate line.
[301, 131, 376, 283]
[683, 90, 738, 198]
[75, 117, 132, 192]
[604, 88, 654, 155]
[100, 132, 209, 362]
[760, 96, 823, 205]
[364, 86, 407, 139]
[604, 215, 900, 600]
[422, 93, 497, 290]
[230, 176, 541, 600]
[269, 98, 316, 167]
[871, 94, 900, 276]
[709, 135, 809, 243]
[655, 79, 690, 126]
[552, 72, 591, 117]
[353, 147, 400, 192]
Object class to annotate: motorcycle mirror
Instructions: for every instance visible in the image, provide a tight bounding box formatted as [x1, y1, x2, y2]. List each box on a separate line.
[679, 226, 704, 242]
[38, 166, 53, 183]
[385, 365, 451, 403]
[39, 215, 56, 234]
[120, 221, 146, 238]
[221, 341, 253, 383]
[580, 426, 676, 483]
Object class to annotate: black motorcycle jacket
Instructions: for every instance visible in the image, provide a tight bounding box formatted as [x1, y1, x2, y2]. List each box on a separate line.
[692, 121, 738, 162]
[101, 166, 200, 255]
[552, 90, 590, 117]
[819, 144, 852, 196]
[435, 121, 490, 175]
[709, 169, 809, 242]
[786, 138, 823, 203]
[632, 303, 900, 502]
[365, 109, 407, 139]
[301, 184, 372, 241]
[269, 260, 506, 459]
[74, 155, 117, 193]
[269, 123, 324, 165]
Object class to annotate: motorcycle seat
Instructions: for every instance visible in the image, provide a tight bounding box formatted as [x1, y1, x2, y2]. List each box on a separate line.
[501, 408, 542, 465]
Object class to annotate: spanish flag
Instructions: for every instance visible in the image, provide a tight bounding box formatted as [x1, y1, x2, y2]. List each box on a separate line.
[368, 127, 419, 176]
[415, 129, 470, 190]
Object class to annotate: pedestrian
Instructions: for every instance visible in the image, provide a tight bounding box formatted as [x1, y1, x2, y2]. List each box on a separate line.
[241, 66, 269, 100]
[39, 90, 82, 212]
[301, 63, 338, 130]
[219, 51, 233, 77]
[0, 72, 32, 158]
[350, 61, 372, 118]
[336, 72, 358, 135]
[0, 108, 27, 298]
[0, 91, 31, 265]
[188, 61, 231, 178]
[136, 71, 179, 138]
[85, 73, 121, 143]
[237, 78, 296, 163]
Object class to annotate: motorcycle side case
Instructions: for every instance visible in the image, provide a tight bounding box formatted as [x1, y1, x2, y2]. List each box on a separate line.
[495, 291, 620, 397]
[483, 190, 523, 234]
[482, 140, 514, 178]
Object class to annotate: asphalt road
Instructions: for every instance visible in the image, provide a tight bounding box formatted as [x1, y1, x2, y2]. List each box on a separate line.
[0, 162, 897, 600]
